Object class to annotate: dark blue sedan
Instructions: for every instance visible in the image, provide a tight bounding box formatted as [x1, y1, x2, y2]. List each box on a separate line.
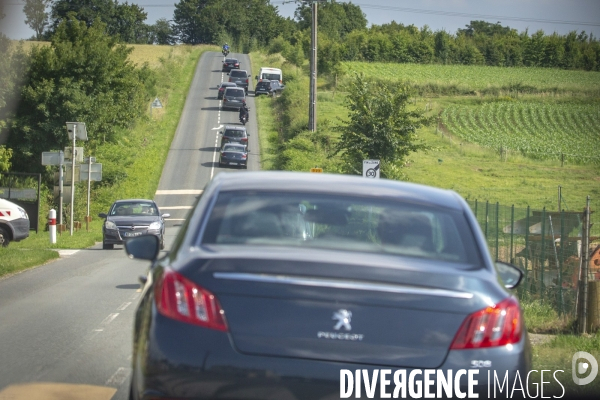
[125, 172, 531, 400]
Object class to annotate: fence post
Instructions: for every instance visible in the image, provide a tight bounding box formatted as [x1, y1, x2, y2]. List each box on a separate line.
[579, 197, 591, 334]
[541, 207, 546, 302]
[510, 205, 515, 264]
[485, 201, 489, 239]
[525, 206, 530, 289]
[495, 202, 500, 261]
[559, 209, 565, 315]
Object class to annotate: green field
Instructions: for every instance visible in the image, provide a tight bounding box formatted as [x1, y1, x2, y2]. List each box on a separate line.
[440, 101, 600, 164]
[342, 62, 600, 95]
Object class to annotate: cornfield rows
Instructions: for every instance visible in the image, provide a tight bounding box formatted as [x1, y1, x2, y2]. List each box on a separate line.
[441, 102, 600, 163]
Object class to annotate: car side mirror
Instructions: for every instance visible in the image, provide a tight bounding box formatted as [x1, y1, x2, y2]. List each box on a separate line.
[161, 213, 171, 218]
[495, 261, 524, 289]
[98, 213, 107, 218]
[125, 235, 160, 261]
[219, 131, 223, 135]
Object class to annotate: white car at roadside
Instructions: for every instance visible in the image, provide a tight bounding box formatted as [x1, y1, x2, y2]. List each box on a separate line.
[0, 198, 30, 247]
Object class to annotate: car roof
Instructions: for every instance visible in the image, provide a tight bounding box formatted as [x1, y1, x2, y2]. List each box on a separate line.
[211, 171, 465, 211]
[221, 82, 237, 86]
[229, 69, 248, 74]
[224, 125, 247, 131]
[112, 199, 155, 204]
[223, 87, 245, 93]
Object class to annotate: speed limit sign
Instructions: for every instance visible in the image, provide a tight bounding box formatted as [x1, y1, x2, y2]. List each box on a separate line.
[363, 160, 380, 179]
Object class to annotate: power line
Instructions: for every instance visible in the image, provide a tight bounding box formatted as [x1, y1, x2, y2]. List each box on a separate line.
[271, 1, 600, 27]
[6, 1, 600, 27]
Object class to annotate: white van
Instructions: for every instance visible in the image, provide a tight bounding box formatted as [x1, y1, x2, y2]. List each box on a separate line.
[256, 67, 282, 84]
[0, 198, 30, 246]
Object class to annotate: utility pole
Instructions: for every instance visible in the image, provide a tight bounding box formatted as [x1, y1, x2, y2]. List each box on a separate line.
[309, 0, 317, 131]
[305, 0, 330, 132]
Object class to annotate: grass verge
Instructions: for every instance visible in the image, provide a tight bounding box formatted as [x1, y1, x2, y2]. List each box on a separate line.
[0, 248, 59, 278]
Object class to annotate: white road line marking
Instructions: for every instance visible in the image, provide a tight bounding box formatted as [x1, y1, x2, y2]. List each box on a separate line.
[100, 313, 119, 327]
[117, 302, 131, 311]
[57, 250, 80, 257]
[155, 189, 203, 195]
[158, 206, 193, 210]
[105, 367, 131, 387]
[130, 293, 139, 300]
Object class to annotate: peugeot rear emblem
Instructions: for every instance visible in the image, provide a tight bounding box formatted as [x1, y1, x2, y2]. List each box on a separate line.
[333, 309, 352, 331]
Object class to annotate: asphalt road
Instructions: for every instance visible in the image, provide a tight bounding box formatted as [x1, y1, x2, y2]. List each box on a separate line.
[0, 51, 258, 400]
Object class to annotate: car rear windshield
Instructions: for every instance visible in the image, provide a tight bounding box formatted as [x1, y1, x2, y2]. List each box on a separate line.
[225, 59, 237, 63]
[225, 89, 244, 98]
[262, 73, 280, 81]
[256, 82, 270, 88]
[202, 191, 482, 265]
[229, 70, 247, 77]
[223, 145, 245, 152]
[224, 129, 245, 138]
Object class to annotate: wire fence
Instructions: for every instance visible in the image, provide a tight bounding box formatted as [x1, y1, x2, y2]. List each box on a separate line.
[466, 199, 599, 316]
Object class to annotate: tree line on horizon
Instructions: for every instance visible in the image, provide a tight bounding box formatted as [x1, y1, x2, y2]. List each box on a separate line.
[9, 0, 600, 72]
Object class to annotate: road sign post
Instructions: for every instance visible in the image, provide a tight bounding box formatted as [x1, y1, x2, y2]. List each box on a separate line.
[66, 122, 87, 235]
[363, 160, 381, 179]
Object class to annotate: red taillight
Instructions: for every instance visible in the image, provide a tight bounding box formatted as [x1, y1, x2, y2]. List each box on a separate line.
[245, 79, 249, 83]
[229, 78, 232, 82]
[241, 154, 247, 159]
[450, 297, 521, 349]
[155, 269, 228, 331]
[234, 63, 239, 66]
[241, 137, 248, 143]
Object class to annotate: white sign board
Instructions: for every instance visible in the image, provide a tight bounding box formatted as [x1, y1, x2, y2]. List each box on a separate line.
[151, 97, 163, 108]
[42, 151, 64, 166]
[80, 163, 103, 181]
[64, 165, 81, 184]
[363, 159, 380, 179]
[66, 122, 88, 141]
[54, 185, 72, 203]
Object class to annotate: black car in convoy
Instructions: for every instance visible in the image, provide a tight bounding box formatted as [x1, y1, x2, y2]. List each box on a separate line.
[254, 80, 285, 97]
[219, 143, 248, 168]
[219, 125, 249, 148]
[222, 58, 240, 72]
[125, 172, 531, 400]
[98, 199, 169, 250]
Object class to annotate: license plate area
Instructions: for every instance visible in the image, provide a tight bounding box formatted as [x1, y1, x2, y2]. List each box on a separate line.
[123, 231, 143, 237]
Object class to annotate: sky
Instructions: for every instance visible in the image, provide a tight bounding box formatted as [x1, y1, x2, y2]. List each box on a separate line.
[1, 0, 600, 40]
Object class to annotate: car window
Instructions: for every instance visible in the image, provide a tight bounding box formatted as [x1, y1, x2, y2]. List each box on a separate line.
[229, 70, 247, 77]
[110, 202, 157, 216]
[202, 191, 483, 265]
[225, 89, 244, 97]
[225, 59, 237, 63]
[262, 73, 280, 81]
[224, 130, 245, 138]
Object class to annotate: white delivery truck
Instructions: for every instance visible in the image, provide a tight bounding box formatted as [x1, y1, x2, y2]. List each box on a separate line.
[256, 67, 282, 84]
[0, 198, 30, 246]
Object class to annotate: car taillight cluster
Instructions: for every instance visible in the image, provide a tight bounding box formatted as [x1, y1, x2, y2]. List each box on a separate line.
[234, 63, 239, 66]
[245, 79, 249, 83]
[450, 297, 522, 349]
[241, 137, 248, 143]
[241, 154, 247, 159]
[155, 268, 228, 331]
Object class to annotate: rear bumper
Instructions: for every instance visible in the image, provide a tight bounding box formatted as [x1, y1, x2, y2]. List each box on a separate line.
[134, 313, 532, 400]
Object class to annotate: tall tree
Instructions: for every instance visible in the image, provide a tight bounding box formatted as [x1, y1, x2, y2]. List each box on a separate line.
[7, 17, 147, 172]
[23, 0, 51, 39]
[334, 74, 431, 178]
[152, 17, 174, 45]
[50, 0, 150, 43]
